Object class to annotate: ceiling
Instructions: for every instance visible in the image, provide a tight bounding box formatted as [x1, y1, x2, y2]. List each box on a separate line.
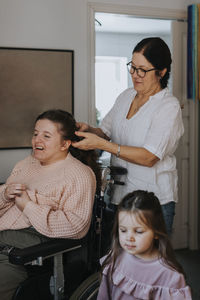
[95, 13, 171, 34]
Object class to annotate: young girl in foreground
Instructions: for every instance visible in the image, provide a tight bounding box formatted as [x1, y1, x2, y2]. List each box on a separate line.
[97, 190, 192, 300]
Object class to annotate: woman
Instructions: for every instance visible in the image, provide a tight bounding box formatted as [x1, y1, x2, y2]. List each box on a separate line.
[72, 37, 184, 235]
[0, 109, 100, 300]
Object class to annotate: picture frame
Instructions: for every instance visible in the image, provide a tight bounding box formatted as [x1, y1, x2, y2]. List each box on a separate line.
[0, 47, 74, 149]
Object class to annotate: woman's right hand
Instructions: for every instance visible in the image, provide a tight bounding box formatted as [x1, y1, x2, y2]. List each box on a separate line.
[76, 122, 90, 132]
[76, 122, 108, 140]
[4, 183, 26, 201]
[72, 131, 104, 150]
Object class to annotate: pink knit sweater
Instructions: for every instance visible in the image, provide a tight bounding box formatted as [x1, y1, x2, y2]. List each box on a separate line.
[0, 153, 96, 239]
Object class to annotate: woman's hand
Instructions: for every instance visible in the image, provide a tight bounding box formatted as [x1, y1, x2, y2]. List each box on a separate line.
[72, 131, 105, 150]
[76, 122, 109, 140]
[5, 183, 26, 201]
[76, 122, 90, 132]
[15, 190, 31, 211]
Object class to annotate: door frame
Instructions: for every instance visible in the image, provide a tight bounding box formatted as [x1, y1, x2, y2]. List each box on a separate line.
[87, 3, 198, 249]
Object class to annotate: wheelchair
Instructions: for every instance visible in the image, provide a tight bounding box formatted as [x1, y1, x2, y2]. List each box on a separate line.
[1, 165, 127, 300]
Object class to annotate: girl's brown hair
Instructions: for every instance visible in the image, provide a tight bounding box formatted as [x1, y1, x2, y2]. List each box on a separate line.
[102, 190, 184, 279]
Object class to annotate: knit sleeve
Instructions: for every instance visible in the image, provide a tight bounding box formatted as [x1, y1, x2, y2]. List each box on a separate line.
[0, 184, 14, 216]
[5, 158, 28, 184]
[0, 158, 27, 215]
[23, 167, 96, 239]
[0, 184, 7, 204]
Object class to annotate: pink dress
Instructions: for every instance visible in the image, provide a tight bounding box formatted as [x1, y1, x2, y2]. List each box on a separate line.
[97, 251, 192, 300]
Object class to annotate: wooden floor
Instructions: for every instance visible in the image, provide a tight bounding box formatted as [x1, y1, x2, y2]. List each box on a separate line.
[175, 249, 200, 300]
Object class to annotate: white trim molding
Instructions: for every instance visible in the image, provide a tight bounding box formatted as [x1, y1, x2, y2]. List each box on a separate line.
[88, 2, 187, 21]
[87, 4, 96, 125]
[189, 100, 199, 249]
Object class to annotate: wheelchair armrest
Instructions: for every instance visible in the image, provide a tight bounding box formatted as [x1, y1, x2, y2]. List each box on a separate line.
[109, 166, 127, 176]
[8, 237, 86, 265]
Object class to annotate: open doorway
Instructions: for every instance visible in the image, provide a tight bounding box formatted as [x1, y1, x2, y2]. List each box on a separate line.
[94, 12, 190, 250]
[95, 13, 172, 124]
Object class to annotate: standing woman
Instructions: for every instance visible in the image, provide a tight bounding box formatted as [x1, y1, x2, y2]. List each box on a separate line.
[72, 37, 184, 235]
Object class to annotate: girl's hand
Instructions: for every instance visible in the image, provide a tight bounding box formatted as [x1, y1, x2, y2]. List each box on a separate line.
[15, 190, 31, 211]
[5, 183, 26, 201]
[72, 131, 104, 150]
[76, 122, 90, 132]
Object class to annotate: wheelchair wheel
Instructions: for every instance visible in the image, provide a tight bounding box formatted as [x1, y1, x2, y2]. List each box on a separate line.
[69, 272, 100, 300]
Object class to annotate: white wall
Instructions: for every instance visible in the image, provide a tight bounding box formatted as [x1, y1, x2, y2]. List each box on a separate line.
[187, 0, 200, 4]
[0, 0, 189, 181]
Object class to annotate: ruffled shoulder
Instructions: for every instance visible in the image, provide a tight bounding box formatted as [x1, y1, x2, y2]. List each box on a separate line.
[102, 264, 192, 300]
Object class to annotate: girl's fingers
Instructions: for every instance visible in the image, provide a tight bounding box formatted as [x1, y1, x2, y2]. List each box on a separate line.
[11, 184, 26, 191]
[6, 184, 26, 199]
[12, 190, 23, 196]
[14, 184, 26, 190]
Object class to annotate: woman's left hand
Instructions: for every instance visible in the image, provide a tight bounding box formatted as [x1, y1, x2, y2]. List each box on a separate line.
[15, 190, 31, 211]
[72, 131, 104, 150]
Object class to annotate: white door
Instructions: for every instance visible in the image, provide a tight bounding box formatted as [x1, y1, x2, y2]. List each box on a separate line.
[171, 21, 190, 249]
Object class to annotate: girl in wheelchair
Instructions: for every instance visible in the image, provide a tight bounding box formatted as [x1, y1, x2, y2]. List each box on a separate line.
[97, 190, 192, 300]
[0, 109, 100, 300]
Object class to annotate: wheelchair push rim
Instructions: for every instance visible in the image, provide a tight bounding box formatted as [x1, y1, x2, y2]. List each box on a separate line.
[69, 272, 100, 300]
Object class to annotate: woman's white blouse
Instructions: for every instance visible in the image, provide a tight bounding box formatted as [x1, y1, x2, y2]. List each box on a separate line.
[100, 87, 184, 205]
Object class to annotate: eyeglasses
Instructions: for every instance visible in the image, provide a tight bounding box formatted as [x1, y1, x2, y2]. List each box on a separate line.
[127, 61, 156, 78]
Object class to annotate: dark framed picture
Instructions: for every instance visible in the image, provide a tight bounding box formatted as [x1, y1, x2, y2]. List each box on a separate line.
[0, 47, 74, 149]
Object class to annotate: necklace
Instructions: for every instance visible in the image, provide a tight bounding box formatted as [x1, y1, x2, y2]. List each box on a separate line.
[127, 95, 149, 119]
[126, 98, 141, 119]
[132, 101, 140, 114]
[131, 97, 145, 114]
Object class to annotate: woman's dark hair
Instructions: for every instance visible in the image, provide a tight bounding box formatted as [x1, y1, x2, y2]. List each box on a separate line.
[133, 37, 172, 89]
[35, 109, 101, 191]
[102, 190, 184, 280]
